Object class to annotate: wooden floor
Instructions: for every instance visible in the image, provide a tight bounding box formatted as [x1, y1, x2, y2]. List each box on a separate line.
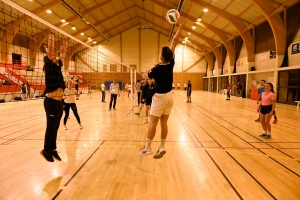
[0, 91, 300, 200]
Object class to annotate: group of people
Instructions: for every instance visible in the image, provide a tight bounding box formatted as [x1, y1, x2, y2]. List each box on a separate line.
[172, 82, 190, 91]
[41, 20, 188, 162]
[20, 82, 31, 99]
[225, 80, 277, 139]
[41, 19, 276, 165]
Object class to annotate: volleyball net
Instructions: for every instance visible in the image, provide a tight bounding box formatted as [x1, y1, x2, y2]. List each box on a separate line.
[0, 1, 135, 103]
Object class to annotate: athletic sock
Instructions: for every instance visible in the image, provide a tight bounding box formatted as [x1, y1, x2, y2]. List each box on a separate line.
[145, 138, 152, 150]
[159, 139, 166, 149]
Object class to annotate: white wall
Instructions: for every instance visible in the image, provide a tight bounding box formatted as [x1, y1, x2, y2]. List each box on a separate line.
[254, 51, 277, 70]
[95, 27, 207, 73]
[236, 43, 248, 73]
[248, 72, 274, 89]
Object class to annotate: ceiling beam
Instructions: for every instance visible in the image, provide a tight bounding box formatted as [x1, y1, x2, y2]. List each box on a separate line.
[59, 0, 113, 28]
[87, 16, 139, 43]
[189, 0, 255, 62]
[71, 5, 135, 38]
[32, 0, 61, 15]
[251, 0, 286, 58]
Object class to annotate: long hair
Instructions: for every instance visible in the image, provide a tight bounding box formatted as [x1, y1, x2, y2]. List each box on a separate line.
[266, 82, 274, 93]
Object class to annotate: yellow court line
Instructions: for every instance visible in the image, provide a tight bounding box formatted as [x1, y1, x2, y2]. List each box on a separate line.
[1, 145, 299, 161]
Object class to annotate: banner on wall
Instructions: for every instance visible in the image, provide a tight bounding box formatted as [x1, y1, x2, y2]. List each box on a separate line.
[291, 43, 300, 54]
[270, 50, 276, 59]
[258, 53, 266, 61]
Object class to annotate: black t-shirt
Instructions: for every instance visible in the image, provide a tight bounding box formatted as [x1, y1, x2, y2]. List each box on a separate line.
[148, 55, 174, 94]
[142, 83, 156, 100]
[187, 83, 192, 92]
[43, 56, 66, 93]
[140, 84, 145, 92]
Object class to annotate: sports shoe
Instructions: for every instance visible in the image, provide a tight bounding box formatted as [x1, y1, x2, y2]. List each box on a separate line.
[64, 125, 67, 130]
[259, 133, 267, 137]
[186, 101, 189, 103]
[51, 150, 61, 161]
[143, 119, 148, 124]
[40, 150, 54, 162]
[139, 148, 152, 157]
[135, 113, 140, 115]
[113, 108, 117, 110]
[153, 148, 166, 159]
[79, 124, 83, 129]
[264, 134, 271, 139]
[255, 119, 260, 122]
[108, 109, 111, 111]
[273, 120, 277, 124]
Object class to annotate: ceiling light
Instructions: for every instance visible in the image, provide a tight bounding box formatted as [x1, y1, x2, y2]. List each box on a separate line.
[203, 8, 208, 12]
[197, 18, 201, 22]
[185, 37, 188, 40]
[192, 26, 196, 29]
[88, 37, 91, 40]
[61, 19, 66, 23]
[46, 10, 52, 14]
[182, 41, 186, 44]
[81, 33, 84, 36]
[188, 32, 191, 35]
[72, 27, 76, 30]
[93, 41, 97, 44]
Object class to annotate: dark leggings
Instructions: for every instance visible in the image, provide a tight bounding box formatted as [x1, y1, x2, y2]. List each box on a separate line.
[227, 91, 230, 99]
[137, 92, 141, 104]
[64, 103, 81, 124]
[109, 94, 118, 109]
[44, 97, 63, 152]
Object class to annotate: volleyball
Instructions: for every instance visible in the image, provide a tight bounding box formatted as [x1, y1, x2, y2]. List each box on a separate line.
[166, 9, 180, 24]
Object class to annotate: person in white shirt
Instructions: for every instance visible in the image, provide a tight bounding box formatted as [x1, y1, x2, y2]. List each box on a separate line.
[177, 82, 180, 90]
[184, 83, 187, 91]
[136, 80, 141, 105]
[127, 82, 132, 97]
[101, 81, 106, 103]
[109, 79, 120, 110]
[63, 81, 82, 130]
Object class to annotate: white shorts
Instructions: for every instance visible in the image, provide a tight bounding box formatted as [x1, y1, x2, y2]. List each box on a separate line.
[150, 91, 174, 117]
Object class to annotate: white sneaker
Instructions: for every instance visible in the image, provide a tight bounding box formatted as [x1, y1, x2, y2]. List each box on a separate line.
[79, 124, 83, 129]
[64, 125, 67, 130]
[153, 148, 166, 159]
[143, 119, 148, 124]
[139, 148, 152, 157]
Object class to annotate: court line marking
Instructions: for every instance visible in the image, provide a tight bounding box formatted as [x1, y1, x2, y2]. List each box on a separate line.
[1, 144, 299, 161]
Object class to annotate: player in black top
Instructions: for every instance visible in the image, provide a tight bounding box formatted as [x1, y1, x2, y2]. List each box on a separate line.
[135, 79, 146, 116]
[40, 29, 67, 162]
[187, 80, 192, 103]
[139, 19, 187, 159]
[141, 79, 156, 124]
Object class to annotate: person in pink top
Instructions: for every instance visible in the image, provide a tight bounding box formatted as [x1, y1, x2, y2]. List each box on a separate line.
[257, 83, 276, 139]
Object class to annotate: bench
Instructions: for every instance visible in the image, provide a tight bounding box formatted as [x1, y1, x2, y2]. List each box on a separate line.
[295, 101, 300, 108]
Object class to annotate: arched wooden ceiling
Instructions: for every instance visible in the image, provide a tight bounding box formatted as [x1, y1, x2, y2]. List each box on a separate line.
[2, 0, 300, 59]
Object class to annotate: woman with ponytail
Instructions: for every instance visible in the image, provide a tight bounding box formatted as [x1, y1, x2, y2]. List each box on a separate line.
[257, 83, 276, 139]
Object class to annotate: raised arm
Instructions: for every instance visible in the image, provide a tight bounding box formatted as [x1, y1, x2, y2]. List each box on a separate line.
[169, 19, 187, 52]
[47, 28, 55, 60]
[60, 35, 67, 61]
